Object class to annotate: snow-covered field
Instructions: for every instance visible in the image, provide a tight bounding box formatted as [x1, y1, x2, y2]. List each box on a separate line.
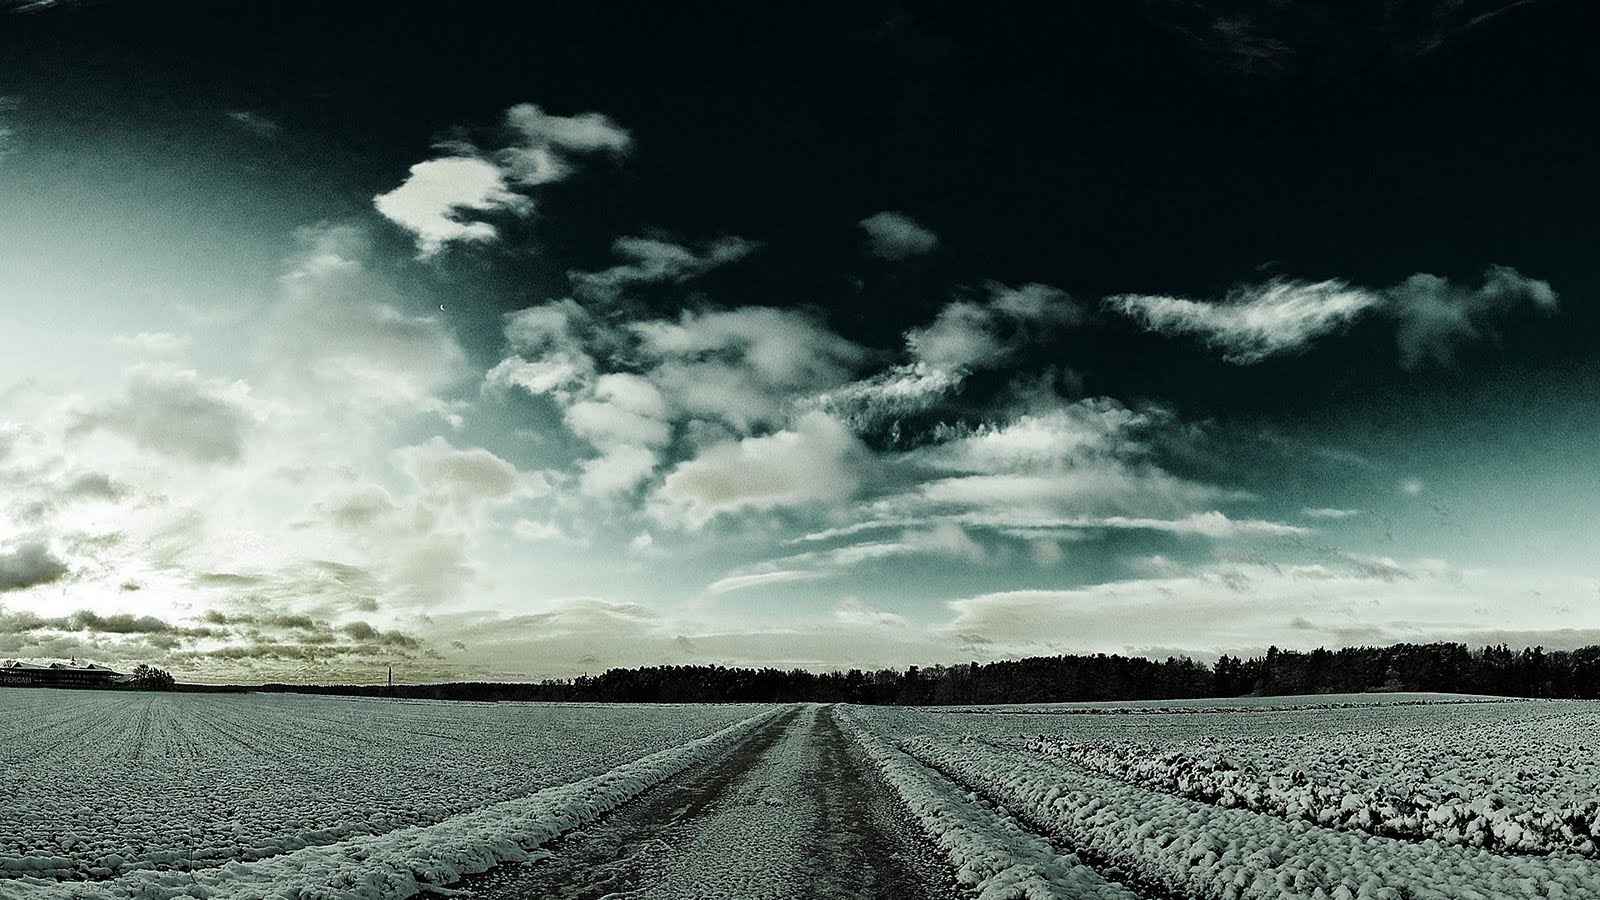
[0, 689, 768, 897]
[8, 690, 1600, 899]
[852, 694, 1600, 899]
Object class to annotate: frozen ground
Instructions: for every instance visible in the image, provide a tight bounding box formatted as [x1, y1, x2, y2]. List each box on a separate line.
[6, 691, 1599, 899]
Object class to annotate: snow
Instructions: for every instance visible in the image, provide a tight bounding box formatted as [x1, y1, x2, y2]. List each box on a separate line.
[841, 708, 1138, 900]
[0, 705, 781, 900]
[0, 690, 768, 891]
[891, 736, 1600, 899]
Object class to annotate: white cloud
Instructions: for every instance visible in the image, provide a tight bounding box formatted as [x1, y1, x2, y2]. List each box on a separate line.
[375, 103, 631, 257]
[373, 157, 526, 257]
[1109, 266, 1557, 367]
[834, 597, 907, 628]
[1107, 278, 1377, 364]
[706, 569, 827, 595]
[571, 235, 760, 302]
[497, 103, 632, 186]
[653, 412, 863, 528]
[906, 282, 1081, 372]
[396, 436, 532, 510]
[632, 306, 867, 432]
[70, 365, 260, 465]
[810, 363, 964, 435]
[859, 211, 938, 260]
[942, 558, 1591, 656]
[1303, 506, 1360, 519]
[579, 444, 659, 497]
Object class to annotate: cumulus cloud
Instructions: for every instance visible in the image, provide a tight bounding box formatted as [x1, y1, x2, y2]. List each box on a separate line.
[373, 157, 526, 257]
[633, 307, 868, 431]
[375, 103, 630, 257]
[396, 436, 531, 510]
[0, 541, 68, 591]
[907, 282, 1081, 371]
[1387, 265, 1557, 367]
[571, 235, 760, 302]
[70, 365, 258, 464]
[653, 412, 864, 528]
[497, 103, 632, 185]
[859, 210, 938, 260]
[1108, 266, 1556, 366]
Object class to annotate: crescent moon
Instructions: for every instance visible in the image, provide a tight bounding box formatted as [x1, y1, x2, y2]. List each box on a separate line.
[439, 304, 446, 312]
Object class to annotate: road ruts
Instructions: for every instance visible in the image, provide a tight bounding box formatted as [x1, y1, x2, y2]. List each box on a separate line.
[430, 704, 960, 900]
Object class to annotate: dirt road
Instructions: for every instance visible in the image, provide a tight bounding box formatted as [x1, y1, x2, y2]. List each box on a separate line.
[432, 704, 958, 900]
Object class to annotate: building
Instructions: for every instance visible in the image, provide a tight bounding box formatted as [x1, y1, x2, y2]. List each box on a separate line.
[0, 660, 126, 687]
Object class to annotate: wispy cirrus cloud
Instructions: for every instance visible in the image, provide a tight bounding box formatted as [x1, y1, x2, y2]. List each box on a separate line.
[1108, 266, 1556, 366]
[1107, 278, 1375, 364]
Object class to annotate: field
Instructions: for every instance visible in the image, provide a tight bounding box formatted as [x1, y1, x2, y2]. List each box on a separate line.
[3, 690, 1598, 899]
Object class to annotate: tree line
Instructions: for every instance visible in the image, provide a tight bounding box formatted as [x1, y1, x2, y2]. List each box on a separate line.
[252, 641, 1600, 704]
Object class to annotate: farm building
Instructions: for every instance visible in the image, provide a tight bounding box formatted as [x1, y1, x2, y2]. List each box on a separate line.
[0, 660, 125, 687]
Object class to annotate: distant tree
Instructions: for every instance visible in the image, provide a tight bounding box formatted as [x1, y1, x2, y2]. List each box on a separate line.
[130, 664, 176, 690]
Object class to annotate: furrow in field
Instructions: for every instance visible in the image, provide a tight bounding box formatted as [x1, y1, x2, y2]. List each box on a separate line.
[0, 706, 787, 900]
[838, 707, 1144, 900]
[898, 737, 1600, 900]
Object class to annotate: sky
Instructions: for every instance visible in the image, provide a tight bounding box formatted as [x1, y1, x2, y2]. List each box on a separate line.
[1, 0, 1597, 683]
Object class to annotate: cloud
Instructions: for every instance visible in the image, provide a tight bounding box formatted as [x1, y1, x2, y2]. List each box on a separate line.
[1108, 266, 1556, 366]
[940, 556, 1565, 656]
[859, 211, 938, 260]
[70, 365, 258, 464]
[631, 306, 868, 432]
[373, 157, 526, 258]
[0, 541, 68, 591]
[0, 95, 17, 159]
[834, 597, 907, 628]
[396, 436, 531, 510]
[571, 235, 760, 302]
[1107, 278, 1376, 364]
[265, 225, 471, 419]
[1303, 507, 1360, 519]
[497, 103, 632, 186]
[375, 103, 630, 257]
[512, 519, 562, 542]
[706, 569, 828, 595]
[1387, 265, 1557, 368]
[225, 109, 280, 138]
[579, 444, 659, 497]
[859, 399, 1284, 544]
[907, 282, 1081, 371]
[111, 331, 192, 355]
[811, 363, 964, 437]
[653, 412, 864, 528]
